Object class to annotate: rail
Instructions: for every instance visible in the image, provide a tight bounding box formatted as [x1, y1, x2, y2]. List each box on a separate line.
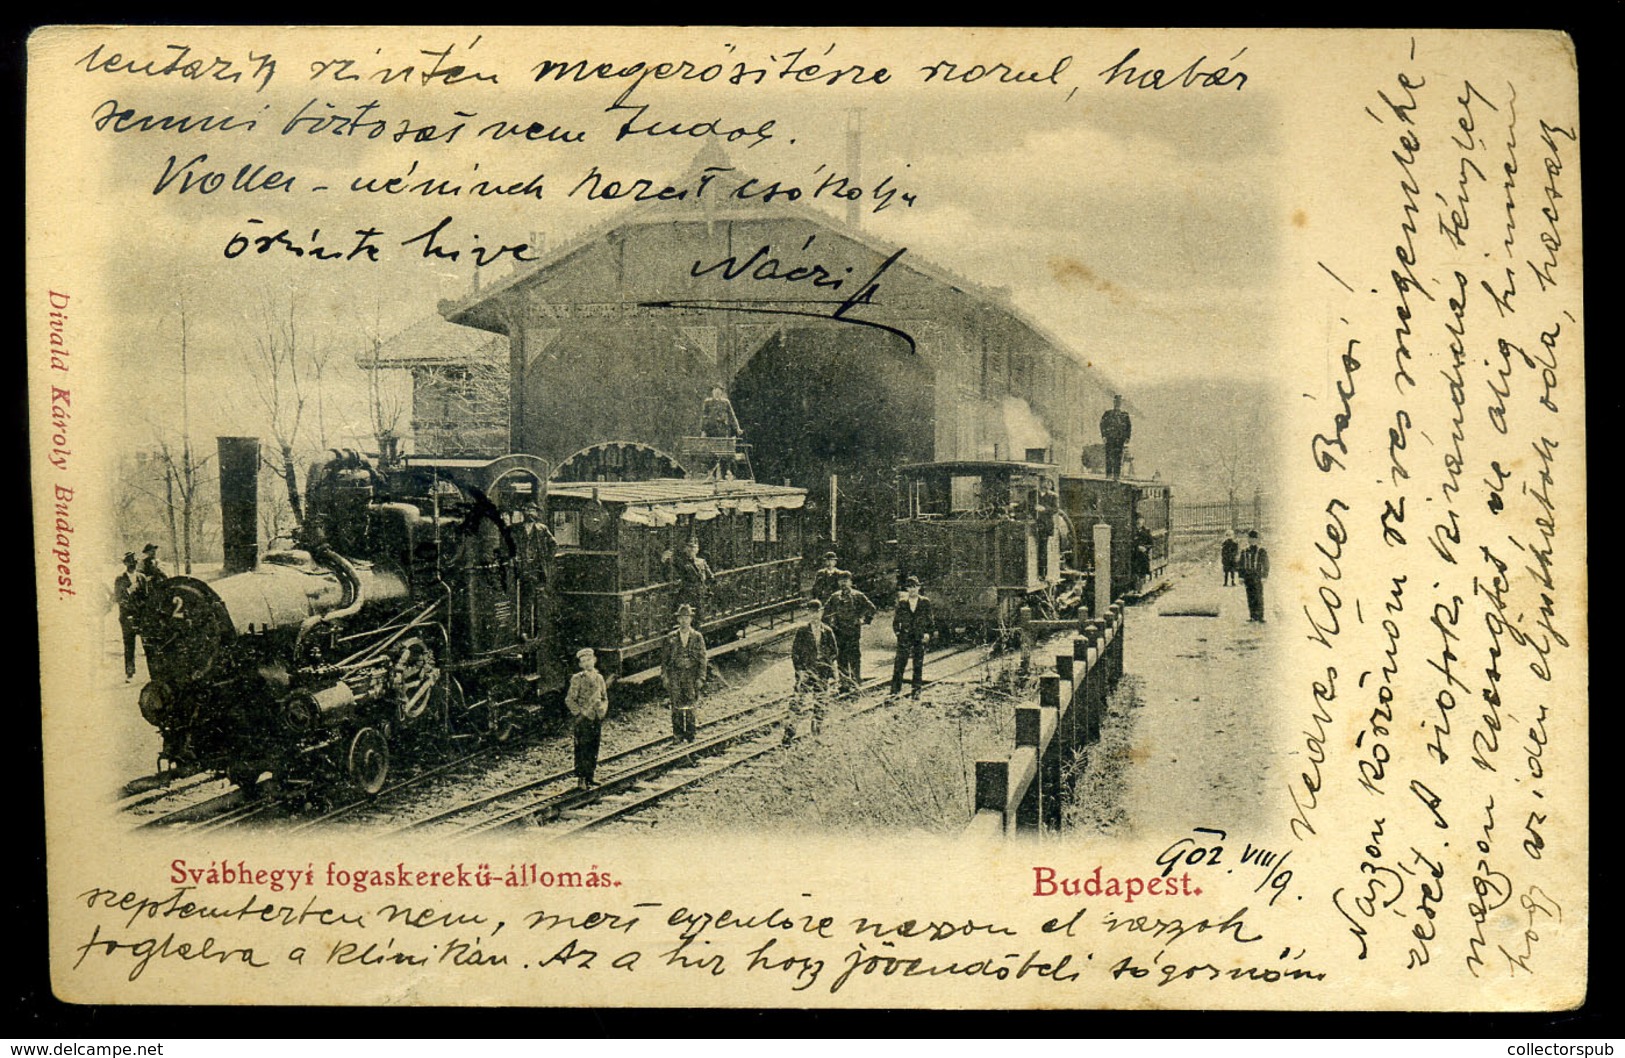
[968, 600, 1125, 836]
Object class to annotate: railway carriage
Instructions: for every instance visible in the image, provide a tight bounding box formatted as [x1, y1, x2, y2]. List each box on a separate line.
[546, 475, 807, 677]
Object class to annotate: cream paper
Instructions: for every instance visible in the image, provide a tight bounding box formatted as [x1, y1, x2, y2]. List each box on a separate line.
[28, 26, 1584, 1008]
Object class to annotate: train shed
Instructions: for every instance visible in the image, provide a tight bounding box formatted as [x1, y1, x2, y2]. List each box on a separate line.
[439, 147, 1128, 567]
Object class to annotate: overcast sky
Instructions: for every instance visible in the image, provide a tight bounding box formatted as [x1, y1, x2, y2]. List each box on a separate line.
[68, 27, 1282, 451]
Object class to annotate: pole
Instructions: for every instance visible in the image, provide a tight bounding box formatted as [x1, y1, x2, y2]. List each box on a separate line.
[1093, 523, 1112, 619]
[830, 473, 839, 543]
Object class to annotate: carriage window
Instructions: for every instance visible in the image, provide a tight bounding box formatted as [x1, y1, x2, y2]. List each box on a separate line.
[768, 508, 779, 542]
[751, 512, 766, 543]
[552, 510, 580, 547]
[950, 475, 983, 512]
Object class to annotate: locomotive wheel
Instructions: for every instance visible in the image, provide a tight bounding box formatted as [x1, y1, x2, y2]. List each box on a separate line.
[346, 727, 390, 796]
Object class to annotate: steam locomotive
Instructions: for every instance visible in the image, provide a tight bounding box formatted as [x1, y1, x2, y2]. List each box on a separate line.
[135, 437, 806, 797]
[893, 456, 1170, 637]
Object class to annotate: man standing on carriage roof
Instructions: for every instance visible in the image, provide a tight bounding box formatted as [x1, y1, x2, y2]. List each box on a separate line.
[700, 384, 742, 440]
[662, 603, 708, 743]
[1100, 394, 1132, 479]
[824, 571, 877, 690]
[811, 551, 848, 603]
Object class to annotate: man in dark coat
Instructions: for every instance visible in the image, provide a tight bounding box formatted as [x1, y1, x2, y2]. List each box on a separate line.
[663, 539, 716, 625]
[1220, 531, 1239, 586]
[810, 551, 847, 603]
[661, 604, 708, 742]
[791, 600, 839, 692]
[1132, 516, 1155, 589]
[823, 571, 877, 690]
[1099, 395, 1132, 479]
[113, 553, 142, 682]
[786, 600, 838, 742]
[1239, 530, 1271, 622]
[890, 575, 935, 698]
[138, 542, 167, 583]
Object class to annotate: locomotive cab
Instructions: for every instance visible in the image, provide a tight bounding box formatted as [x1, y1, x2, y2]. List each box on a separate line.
[894, 459, 1076, 636]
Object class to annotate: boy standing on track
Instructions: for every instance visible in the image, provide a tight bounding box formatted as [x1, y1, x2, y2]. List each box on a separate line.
[566, 647, 609, 790]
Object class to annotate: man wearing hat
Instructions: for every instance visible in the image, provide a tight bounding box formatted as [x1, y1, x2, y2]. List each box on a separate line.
[810, 551, 848, 604]
[138, 542, 167, 582]
[113, 553, 143, 682]
[662, 539, 715, 625]
[890, 575, 935, 698]
[565, 647, 610, 790]
[1238, 530, 1271, 622]
[1100, 394, 1132, 479]
[824, 571, 877, 690]
[662, 603, 708, 742]
[785, 599, 838, 743]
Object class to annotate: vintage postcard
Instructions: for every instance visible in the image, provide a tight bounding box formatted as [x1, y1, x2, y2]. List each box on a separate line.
[27, 26, 1585, 1009]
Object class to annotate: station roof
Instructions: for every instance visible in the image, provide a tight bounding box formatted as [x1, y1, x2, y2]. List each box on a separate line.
[360, 314, 508, 370]
[435, 145, 1118, 396]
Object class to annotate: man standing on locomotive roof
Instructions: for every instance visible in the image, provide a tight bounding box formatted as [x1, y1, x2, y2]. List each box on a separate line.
[1100, 394, 1132, 479]
[890, 575, 935, 699]
[662, 538, 716, 625]
[1238, 530, 1271, 623]
[811, 551, 848, 603]
[824, 571, 877, 691]
[662, 603, 708, 743]
[113, 553, 142, 683]
[565, 647, 610, 791]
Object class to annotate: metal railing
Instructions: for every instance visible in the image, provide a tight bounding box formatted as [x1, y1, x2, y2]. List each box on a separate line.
[1170, 490, 1272, 536]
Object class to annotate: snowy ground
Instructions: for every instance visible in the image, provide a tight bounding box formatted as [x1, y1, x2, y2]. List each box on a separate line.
[100, 555, 1283, 835]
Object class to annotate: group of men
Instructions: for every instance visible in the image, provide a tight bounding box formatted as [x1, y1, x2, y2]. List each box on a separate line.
[563, 545, 943, 788]
[1219, 530, 1271, 622]
[112, 543, 166, 682]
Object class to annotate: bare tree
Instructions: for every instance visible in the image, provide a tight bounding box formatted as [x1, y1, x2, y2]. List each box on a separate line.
[363, 300, 410, 463]
[247, 292, 331, 525]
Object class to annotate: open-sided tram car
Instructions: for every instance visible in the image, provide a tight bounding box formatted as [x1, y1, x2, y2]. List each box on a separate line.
[1058, 473, 1173, 600]
[893, 459, 1077, 636]
[546, 475, 807, 677]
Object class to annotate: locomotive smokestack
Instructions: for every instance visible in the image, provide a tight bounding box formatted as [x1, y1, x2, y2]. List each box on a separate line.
[218, 436, 260, 574]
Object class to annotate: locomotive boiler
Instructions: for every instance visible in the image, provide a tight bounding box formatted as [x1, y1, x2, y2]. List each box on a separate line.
[136, 438, 551, 795]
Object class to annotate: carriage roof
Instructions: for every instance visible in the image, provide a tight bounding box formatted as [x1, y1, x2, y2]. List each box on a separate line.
[548, 477, 806, 509]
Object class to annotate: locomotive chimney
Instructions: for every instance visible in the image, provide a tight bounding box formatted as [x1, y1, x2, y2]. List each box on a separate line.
[218, 436, 261, 574]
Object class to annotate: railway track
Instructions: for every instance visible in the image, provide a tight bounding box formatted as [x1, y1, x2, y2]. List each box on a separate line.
[125, 635, 1020, 836]
[403, 641, 998, 840]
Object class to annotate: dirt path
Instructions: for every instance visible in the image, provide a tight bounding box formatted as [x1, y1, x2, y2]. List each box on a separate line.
[1070, 556, 1283, 836]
